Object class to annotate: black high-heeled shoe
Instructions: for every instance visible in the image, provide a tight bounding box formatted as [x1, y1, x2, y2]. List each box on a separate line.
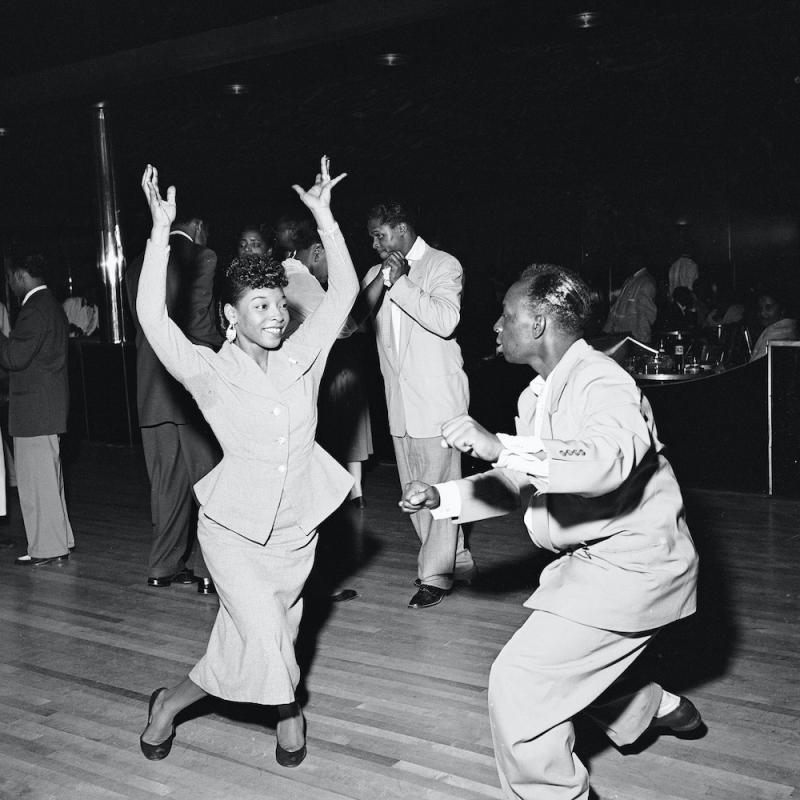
[275, 711, 307, 767]
[139, 687, 176, 760]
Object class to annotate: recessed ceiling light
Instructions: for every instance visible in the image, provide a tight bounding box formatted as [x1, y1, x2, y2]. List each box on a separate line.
[0, 127, 7, 137]
[378, 53, 406, 67]
[572, 11, 598, 29]
[224, 83, 250, 96]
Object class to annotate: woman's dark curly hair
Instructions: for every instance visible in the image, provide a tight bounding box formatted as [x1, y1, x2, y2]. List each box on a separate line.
[220, 253, 288, 307]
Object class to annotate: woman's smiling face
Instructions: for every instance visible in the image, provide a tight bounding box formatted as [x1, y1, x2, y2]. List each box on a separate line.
[226, 287, 289, 351]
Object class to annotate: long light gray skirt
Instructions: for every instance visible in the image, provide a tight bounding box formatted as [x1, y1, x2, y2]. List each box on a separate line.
[189, 510, 318, 705]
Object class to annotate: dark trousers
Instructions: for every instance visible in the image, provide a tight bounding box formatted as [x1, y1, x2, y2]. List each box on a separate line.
[141, 421, 220, 579]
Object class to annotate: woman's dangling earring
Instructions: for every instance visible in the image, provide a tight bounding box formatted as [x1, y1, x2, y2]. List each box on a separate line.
[225, 322, 237, 343]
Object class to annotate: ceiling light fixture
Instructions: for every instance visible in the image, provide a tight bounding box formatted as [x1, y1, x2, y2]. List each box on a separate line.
[224, 83, 250, 96]
[572, 11, 598, 29]
[378, 53, 406, 67]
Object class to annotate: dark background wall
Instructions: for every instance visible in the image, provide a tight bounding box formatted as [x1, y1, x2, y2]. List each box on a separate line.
[0, 1, 798, 324]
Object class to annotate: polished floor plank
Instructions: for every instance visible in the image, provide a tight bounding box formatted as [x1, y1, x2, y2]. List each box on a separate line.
[0, 441, 798, 799]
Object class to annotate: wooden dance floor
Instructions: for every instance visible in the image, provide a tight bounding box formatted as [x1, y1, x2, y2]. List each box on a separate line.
[1, 442, 798, 799]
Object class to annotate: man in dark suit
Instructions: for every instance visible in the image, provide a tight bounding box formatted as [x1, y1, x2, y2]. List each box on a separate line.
[126, 212, 222, 593]
[0, 254, 74, 565]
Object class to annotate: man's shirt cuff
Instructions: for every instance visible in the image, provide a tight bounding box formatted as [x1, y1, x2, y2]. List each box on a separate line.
[431, 481, 462, 519]
[494, 433, 551, 479]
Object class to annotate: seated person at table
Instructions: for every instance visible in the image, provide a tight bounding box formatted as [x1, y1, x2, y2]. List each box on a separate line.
[749, 289, 797, 361]
[657, 286, 698, 333]
[63, 288, 100, 337]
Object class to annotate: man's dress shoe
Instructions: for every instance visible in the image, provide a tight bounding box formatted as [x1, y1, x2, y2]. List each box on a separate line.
[139, 688, 176, 760]
[197, 577, 216, 595]
[648, 696, 703, 734]
[408, 584, 450, 609]
[415, 566, 478, 589]
[147, 568, 195, 587]
[15, 553, 69, 566]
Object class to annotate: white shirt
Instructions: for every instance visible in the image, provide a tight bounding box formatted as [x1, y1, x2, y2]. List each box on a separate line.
[385, 235, 427, 354]
[22, 285, 47, 306]
[0, 302, 10, 336]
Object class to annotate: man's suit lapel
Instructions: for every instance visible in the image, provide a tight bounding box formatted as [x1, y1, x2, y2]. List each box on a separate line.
[394, 257, 424, 371]
[376, 292, 401, 374]
[518, 362, 572, 441]
[542, 355, 580, 437]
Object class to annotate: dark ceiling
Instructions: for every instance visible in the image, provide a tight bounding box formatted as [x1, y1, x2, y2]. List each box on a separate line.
[1, 0, 799, 283]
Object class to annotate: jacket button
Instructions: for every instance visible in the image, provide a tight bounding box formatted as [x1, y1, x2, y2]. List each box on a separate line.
[272, 407, 281, 416]
[277, 464, 286, 473]
[276, 437, 287, 445]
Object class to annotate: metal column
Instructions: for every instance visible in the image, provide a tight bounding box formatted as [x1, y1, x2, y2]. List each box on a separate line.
[91, 101, 127, 344]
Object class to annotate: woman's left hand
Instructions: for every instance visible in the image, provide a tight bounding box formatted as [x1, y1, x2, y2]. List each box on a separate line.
[292, 155, 346, 212]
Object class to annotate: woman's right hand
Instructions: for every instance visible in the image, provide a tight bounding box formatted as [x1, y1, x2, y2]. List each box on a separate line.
[291, 155, 346, 215]
[141, 164, 176, 231]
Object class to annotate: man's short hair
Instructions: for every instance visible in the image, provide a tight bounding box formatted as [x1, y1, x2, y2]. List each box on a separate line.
[367, 200, 417, 231]
[18, 253, 49, 281]
[292, 219, 321, 251]
[519, 263, 593, 336]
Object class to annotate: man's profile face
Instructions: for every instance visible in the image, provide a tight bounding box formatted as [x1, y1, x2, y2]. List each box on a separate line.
[275, 222, 297, 253]
[367, 219, 407, 260]
[5, 267, 25, 299]
[493, 281, 538, 364]
[193, 220, 208, 247]
[758, 294, 783, 328]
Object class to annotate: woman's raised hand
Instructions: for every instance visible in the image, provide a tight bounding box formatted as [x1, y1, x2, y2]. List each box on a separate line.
[291, 155, 346, 212]
[141, 165, 176, 229]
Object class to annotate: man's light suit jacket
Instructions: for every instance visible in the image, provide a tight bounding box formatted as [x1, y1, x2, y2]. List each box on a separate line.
[445, 340, 698, 633]
[363, 241, 468, 438]
[603, 268, 657, 344]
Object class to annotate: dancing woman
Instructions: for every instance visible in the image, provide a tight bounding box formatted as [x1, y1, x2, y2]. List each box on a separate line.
[137, 156, 357, 767]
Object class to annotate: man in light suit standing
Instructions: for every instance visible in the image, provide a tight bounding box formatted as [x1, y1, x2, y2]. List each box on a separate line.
[402, 263, 702, 799]
[360, 201, 475, 609]
[126, 211, 222, 593]
[0, 254, 74, 565]
[602, 251, 658, 343]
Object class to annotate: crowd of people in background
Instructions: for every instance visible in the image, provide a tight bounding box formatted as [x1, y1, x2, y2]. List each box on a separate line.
[0, 158, 796, 799]
[602, 250, 798, 365]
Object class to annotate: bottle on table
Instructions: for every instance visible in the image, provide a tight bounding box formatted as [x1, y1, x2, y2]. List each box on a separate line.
[674, 332, 685, 373]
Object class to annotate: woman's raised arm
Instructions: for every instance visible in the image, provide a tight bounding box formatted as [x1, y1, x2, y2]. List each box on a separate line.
[291, 155, 346, 232]
[287, 156, 358, 357]
[135, 165, 207, 384]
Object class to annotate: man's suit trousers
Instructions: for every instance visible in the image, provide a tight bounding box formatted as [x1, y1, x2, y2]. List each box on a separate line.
[392, 434, 474, 590]
[141, 421, 220, 579]
[15, 434, 74, 558]
[488, 609, 662, 800]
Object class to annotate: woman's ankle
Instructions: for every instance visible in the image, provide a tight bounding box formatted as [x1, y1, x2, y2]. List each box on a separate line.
[275, 701, 300, 721]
